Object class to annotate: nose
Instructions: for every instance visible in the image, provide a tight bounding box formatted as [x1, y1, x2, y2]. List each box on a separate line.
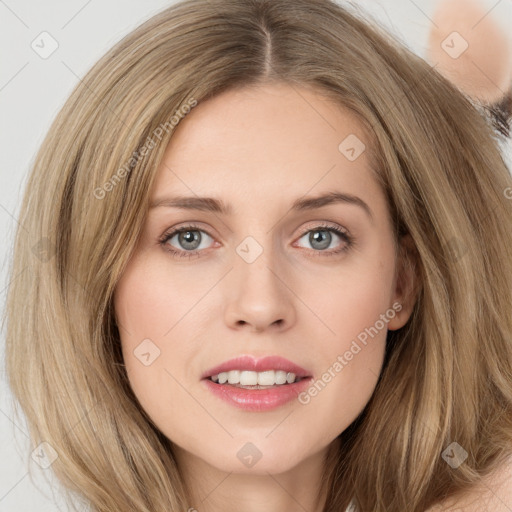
[223, 249, 296, 333]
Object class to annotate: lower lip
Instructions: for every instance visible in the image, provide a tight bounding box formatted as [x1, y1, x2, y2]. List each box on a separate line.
[202, 377, 313, 411]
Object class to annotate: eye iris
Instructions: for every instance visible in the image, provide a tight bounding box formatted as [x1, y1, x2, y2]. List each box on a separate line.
[179, 230, 201, 250]
[310, 230, 331, 250]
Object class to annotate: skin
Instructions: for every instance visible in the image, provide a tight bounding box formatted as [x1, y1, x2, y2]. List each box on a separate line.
[427, 0, 512, 104]
[113, 82, 418, 512]
[427, 455, 512, 512]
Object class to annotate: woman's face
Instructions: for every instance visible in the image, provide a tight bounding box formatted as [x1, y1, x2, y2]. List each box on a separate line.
[114, 82, 415, 476]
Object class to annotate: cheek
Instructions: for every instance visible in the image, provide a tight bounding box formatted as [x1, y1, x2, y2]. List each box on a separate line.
[113, 258, 173, 400]
[296, 251, 395, 423]
[303, 243, 396, 351]
[113, 254, 209, 418]
[114, 252, 202, 344]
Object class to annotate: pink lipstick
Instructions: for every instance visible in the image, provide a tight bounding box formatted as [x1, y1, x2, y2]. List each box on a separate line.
[201, 355, 313, 412]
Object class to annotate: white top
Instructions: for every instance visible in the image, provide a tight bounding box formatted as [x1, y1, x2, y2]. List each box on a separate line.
[498, 137, 512, 175]
[346, 499, 357, 511]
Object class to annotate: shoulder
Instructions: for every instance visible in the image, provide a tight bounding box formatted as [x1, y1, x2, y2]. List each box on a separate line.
[427, 456, 512, 511]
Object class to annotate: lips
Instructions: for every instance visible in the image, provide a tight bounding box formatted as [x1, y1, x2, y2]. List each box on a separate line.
[201, 355, 312, 380]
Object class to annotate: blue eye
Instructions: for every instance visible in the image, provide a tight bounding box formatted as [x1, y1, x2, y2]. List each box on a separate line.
[158, 223, 214, 259]
[295, 224, 353, 256]
[158, 222, 354, 260]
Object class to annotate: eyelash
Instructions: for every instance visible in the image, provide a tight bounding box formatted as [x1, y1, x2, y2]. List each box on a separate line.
[158, 222, 354, 260]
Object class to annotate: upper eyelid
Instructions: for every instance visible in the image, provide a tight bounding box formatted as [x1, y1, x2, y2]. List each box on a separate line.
[297, 222, 349, 236]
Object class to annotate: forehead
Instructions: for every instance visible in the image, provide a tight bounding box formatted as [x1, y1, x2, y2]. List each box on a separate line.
[151, 83, 382, 216]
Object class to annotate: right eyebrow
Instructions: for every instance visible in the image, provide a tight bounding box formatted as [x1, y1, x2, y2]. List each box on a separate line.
[149, 196, 233, 214]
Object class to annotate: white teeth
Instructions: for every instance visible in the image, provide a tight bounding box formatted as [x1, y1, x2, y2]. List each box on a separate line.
[240, 371, 258, 385]
[210, 370, 300, 386]
[275, 371, 287, 385]
[227, 370, 240, 384]
[257, 370, 275, 386]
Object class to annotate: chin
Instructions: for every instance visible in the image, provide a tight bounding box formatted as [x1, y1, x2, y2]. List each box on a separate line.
[213, 451, 304, 475]
[194, 436, 312, 475]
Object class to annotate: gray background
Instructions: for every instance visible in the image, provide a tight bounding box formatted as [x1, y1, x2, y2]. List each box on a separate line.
[1, 0, 511, 510]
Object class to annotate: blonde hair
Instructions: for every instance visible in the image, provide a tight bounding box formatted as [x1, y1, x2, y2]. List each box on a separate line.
[4, 0, 512, 510]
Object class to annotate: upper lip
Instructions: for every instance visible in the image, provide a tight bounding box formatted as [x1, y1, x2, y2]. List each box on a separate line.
[201, 355, 312, 380]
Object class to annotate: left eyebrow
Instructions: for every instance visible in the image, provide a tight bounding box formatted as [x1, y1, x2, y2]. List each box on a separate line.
[149, 191, 373, 222]
[291, 191, 373, 222]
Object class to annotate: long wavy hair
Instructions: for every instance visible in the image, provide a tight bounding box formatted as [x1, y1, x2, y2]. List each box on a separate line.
[4, 0, 512, 510]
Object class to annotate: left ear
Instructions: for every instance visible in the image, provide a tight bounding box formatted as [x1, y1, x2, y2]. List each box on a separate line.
[387, 233, 421, 331]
